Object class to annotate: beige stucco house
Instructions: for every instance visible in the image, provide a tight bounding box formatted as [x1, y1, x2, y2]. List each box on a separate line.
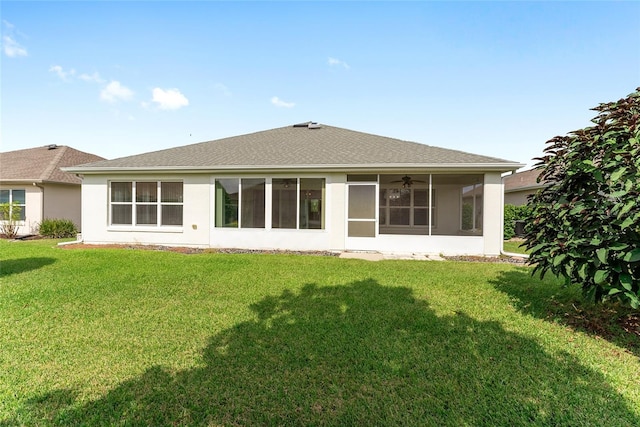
[65, 123, 524, 255]
[504, 168, 546, 206]
[0, 145, 105, 235]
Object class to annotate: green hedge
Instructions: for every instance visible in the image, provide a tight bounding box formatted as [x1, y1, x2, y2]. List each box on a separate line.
[504, 204, 531, 240]
[39, 218, 78, 239]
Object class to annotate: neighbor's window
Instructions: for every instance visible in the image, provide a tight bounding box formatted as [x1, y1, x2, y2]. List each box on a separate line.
[110, 181, 183, 226]
[0, 189, 26, 221]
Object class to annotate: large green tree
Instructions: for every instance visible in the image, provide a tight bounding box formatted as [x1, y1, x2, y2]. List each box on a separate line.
[524, 88, 640, 308]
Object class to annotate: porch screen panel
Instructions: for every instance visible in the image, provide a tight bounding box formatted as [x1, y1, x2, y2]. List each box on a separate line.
[299, 178, 324, 230]
[348, 185, 376, 237]
[272, 179, 297, 229]
[215, 179, 239, 228]
[241, 179, 265, 228]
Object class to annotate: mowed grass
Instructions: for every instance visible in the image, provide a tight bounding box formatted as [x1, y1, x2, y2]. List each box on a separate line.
[1, 240, 639, 426]
[503, 239, 529, 255]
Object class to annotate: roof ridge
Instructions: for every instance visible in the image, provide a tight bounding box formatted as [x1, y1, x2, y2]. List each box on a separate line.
[40, 145, 68, 181]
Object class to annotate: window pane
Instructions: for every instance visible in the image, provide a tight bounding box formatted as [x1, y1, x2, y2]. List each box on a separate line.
[161, 182, 183, 203]
[241, 179, 265, 228]
[162, 205, 183, 226]
[136, 182, 157, 203]
[389, 208, 410, 225]
[112, 205, 132, 225]
[300, 178, 324, 229]
[414, 189, 428, 207]
[12, 190, 26, 204]
[348, 221, 376, 237]
[111, 182, 132, 202]
[215, 179, 239, 228]
[272, 179, 297, 229]
[379, 207, 386, 226]
[414, 208, 428, 226]
[136, 205, 157, 225]
[389, 189, 410, 206]
[0, 190, 9, 204]
[348, 185, 376, 219]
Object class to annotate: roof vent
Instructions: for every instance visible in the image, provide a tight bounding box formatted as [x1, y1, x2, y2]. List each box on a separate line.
[293, 121, 321, 129]
[47, 144, 58, 150]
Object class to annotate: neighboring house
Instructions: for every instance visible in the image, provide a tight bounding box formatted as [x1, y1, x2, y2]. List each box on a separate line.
[503, 168, 546, 206]
[0, 145, 105, 235]
[65, 123, 524, 256]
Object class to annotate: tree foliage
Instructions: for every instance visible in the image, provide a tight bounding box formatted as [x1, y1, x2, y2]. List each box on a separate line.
[504, 204, 531, 240]
[524, 88, 640, 308]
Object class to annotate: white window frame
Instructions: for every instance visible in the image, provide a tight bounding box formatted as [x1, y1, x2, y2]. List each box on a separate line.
[108, 181, 183, 228]
[0, 189, 26, 222]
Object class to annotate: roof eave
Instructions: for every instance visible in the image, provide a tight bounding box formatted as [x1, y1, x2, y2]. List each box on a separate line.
[63, 162, 526, 175]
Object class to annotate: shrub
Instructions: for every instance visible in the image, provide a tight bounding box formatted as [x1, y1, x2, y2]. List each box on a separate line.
[524, 88, 640, 308]
[504, 204, 531, 240]
[0, 202, 22, 239]
[38, 218, 78, 239]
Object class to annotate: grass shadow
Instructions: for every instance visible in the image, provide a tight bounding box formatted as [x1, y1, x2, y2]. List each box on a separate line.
[490, 268, 640, 357]
[7, 279, 639, 425]
[0, 257, 56, 277]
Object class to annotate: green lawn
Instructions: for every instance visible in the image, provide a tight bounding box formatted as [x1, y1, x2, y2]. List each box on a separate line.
[503, 239, 529, 255]
[1, 240, 639, 426]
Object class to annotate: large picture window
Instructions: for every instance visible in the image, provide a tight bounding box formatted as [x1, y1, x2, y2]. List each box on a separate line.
[215, 179, 266, 228]
[110, 181, 183, 226]
[0, 189, 26, 221]
[217, 177, 325, 230]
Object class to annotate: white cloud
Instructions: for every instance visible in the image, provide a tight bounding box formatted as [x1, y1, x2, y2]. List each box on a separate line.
[328, 57, 350, 70]
[49, 65, 76, 81]
[151, 88, 189, 110]
[79, 72, 104, 83]
[3, 35, 27, 57]
[2, 21, 27, 57]
[100, 81, 134, 103]
[271, 96, 295, 108]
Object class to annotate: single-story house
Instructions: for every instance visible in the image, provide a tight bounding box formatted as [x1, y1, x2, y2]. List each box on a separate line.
[65, 123, 524, 255]
[0, 145, 105, 235]
[503, 168, 546, 206]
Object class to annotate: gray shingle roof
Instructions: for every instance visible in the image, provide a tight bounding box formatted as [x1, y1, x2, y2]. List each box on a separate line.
[504, 168, 547, 192]
[0, 145, 105, 184]
[67, 124, 523, 173]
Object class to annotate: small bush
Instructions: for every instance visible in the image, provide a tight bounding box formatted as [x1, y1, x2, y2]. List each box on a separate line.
[38, 218, 78, 238]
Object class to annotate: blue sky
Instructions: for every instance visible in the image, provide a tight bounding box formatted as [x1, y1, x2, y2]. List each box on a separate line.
[2, 1, 639, 168]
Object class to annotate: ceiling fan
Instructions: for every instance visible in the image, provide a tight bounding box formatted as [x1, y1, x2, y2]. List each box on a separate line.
[391, 175, 426, 188]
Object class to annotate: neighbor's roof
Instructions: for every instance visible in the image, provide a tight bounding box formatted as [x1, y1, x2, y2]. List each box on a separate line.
[504, 168, 546, 193]
[66, 123, 524, 173]
[0, 145, 105, 185]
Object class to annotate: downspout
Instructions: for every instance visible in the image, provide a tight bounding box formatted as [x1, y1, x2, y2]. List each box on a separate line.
[500, 173, 529, 259]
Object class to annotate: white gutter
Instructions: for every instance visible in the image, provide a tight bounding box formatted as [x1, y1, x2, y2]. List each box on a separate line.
[63, 162, 526, 174]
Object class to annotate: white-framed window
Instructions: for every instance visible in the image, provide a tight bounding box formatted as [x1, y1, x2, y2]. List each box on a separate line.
[109, 181, 183, 226]
[214, 177, 325, 230]
[0, 189, 26, 221]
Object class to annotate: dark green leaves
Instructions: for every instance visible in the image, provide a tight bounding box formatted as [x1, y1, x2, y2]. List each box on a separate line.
[524, 87, 640, 309]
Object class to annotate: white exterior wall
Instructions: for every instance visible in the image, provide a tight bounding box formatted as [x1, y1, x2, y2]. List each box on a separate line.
[482, 172, 504, 256]
[81, 174, 211, 247]
[42, 183, 82, 229]
[79, 172, 505, 256]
